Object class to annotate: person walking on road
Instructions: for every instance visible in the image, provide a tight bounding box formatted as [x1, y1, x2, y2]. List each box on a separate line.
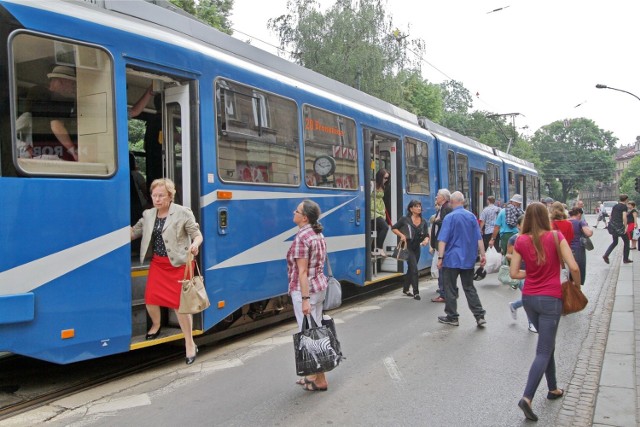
[593, 201, 607, 228]
[430, 189, 452, 303]
[506, 215, 537, 333]
[435, 191, 487, 327]
[391, 200, 430, 300]
[287, 199, 329, 391]
[489, 194, 523, 256]
[568, 207, 592, 286]
[479, 195, 501, 251]
[510, 202, 581, 422]
[603, 194, 631, 264]
[626, 201, 638, 249]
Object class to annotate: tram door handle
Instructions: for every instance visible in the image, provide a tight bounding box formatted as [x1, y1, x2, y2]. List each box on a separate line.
[218, 207, 228, 235]
[354, 208, 360, 226]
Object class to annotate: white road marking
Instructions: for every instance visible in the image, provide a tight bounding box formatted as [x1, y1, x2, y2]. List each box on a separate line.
[86, 394, 151, 414]
[383, 356, 405, 386]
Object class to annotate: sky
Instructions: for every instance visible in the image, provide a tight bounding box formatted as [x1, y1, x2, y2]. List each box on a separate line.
[229, 0, 640, 147]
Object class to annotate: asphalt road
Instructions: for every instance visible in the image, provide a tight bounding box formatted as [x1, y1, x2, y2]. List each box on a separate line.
[4, 215, 616, 427]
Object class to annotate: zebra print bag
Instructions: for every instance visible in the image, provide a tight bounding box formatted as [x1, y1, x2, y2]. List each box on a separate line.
[293, 315, 342, 376]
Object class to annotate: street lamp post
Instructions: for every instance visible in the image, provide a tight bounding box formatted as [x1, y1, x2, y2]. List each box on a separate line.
[595, 84, 640, 102]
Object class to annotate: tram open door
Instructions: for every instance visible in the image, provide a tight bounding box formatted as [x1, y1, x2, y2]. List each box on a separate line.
[364, 128, 403, 283]
[126, 69, 203, 348]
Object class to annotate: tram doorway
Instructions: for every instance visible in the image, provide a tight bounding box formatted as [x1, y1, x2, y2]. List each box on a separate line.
[125, 68, 202, 346]
[364, 128, 402, 281]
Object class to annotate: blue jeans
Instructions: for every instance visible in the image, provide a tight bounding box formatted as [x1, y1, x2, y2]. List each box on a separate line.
[522, 295, 562, 399]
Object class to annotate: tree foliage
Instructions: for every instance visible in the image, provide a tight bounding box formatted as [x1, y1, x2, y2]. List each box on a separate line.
[531, 118, 617, 202]
[440, 80, 473, 115]
[169, 0, 234, 34]
[268, 0, 427, 106]
[620, 156, 640, 201]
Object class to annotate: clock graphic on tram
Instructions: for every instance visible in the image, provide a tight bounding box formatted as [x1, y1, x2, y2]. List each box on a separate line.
[313, 155, 336, 177]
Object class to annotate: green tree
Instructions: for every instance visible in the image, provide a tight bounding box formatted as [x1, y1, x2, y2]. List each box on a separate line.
[268, 0, 427, 106]
[169, 0, 234, 34]
[620, 156, 640, 201]
[397, 71, 443, 122]
[440, 80, 473, 114]
[531, 118, 617, 202]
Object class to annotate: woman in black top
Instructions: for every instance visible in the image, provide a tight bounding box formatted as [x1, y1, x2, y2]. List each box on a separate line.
[603, 194, 630, 264]
[391, 200, 430, 300]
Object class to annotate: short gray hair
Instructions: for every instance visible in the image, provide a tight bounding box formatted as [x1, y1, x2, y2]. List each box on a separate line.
[438, 189, 451, 201]
[450, 191, 464, 203]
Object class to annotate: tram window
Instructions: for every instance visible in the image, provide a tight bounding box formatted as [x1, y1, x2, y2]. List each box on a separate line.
[456, 153, 469, 200]
[215, 79, 299, 185]
[486, 163, 501, 203]
[303, 105, 357, 189]
[508, 169, 516, 198]
[447, 150, 456, 189]
[10, 33, 115, 176]
[404, 137, 429, 194]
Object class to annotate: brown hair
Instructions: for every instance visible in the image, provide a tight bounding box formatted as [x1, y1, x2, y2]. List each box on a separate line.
[521, 202, 552, 264]
[549, 201, 567, 220]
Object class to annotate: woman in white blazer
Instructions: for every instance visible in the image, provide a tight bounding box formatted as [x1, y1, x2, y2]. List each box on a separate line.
[131, 178, 203, 364]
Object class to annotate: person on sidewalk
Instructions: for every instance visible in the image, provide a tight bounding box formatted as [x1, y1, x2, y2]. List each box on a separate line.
[510, 202, 580, 422]
[568, 207, 592, 286]
[626, 201, 637, 250]
[435, 191, 487, 327]
[603, 194, 631, 264]
[430, 189, 452, 303]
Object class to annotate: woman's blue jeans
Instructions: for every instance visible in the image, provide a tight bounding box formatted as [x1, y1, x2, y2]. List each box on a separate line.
[522, 294, 563, 399]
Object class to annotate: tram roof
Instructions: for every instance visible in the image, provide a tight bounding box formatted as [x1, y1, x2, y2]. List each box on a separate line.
[72, 0, 420, 126]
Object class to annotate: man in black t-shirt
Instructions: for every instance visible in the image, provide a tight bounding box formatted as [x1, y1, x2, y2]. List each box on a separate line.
[27, 65, 78, 161]
[603, 194, 631, 264]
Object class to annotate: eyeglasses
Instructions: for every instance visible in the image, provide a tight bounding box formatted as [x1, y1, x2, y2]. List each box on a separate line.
[151, 193, 168, 199]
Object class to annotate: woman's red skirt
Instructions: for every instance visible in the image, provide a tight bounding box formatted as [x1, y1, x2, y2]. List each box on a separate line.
[146, 255, 191, 309]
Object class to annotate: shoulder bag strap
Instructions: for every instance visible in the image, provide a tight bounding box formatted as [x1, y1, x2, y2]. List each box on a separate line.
[552, 230, 566, 270]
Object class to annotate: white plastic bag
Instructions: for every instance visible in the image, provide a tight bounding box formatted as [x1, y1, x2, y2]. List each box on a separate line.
[484, 247, 502, 274]
[431, 254, 439, 278]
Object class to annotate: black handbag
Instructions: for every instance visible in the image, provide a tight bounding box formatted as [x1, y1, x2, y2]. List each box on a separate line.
[607, 222, 625, 236]
[293, 315, 342, 376]
[391, 240, 410, 261]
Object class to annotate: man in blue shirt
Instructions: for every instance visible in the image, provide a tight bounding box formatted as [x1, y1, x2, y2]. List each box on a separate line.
[489, 194, 522, 256]
[436, 191, 487, 327]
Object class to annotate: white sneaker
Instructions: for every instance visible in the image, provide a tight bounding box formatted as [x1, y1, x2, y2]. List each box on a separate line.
[528, 323, 537, 333]
[509, 302, 517, 320]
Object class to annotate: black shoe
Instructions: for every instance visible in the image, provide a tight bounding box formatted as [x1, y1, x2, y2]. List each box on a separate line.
[602, 255, 609, 264]
[186, 346, 199, 365]
[414, 294, 421, 300]
[547, 389, 564, 400]
[403, 290, 413, 297]
[518, 398, 538, 421]
[438, 316, 459, 326]
[145, 326, 162, 340]
[623, 259, 633, 264]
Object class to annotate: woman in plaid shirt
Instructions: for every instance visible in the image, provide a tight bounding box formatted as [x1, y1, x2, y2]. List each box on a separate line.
[287, 199, 329, 391]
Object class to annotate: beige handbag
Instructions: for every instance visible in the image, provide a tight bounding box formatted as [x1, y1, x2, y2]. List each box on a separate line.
[178, 253, 211, 314]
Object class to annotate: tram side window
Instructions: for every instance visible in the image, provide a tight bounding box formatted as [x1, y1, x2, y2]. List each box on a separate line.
[10, 33, 115, 176]
[303, 105, 357, 189]
[486, 163, 501, 203]
[508, 169, 516, 198]
[215, 79, 299, 185]
[447, 150, 456, 189]
[404, 137, 429, 194]
[456, 153, 469, 199]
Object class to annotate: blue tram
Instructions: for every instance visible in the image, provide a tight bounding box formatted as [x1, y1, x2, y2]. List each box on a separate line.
[0, 0, 538, 363]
